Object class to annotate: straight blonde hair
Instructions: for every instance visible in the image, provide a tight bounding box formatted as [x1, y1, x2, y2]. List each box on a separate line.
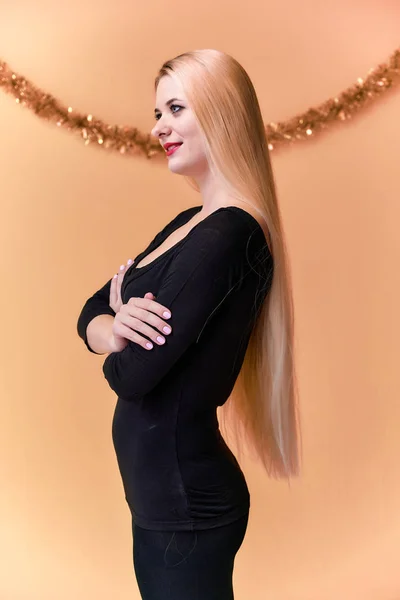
[155, 49, 302, 480]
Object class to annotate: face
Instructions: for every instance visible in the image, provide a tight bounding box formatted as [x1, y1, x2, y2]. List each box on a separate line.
[151, 76, 209, 178]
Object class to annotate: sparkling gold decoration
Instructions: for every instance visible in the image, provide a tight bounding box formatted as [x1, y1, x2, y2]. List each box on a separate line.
[1, 47, 399, 155]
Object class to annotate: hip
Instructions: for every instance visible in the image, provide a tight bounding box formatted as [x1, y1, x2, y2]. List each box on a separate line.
[132, 511, 249, 599]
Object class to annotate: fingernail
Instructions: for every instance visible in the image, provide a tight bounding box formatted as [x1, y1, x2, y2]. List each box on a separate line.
[127, 259, 133, 264]
[120, 265, 124, 270]
[163, 311, 171, 318]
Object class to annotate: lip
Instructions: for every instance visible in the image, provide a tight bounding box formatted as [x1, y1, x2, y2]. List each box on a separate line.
[165, 143, 183, 156]
[164, 142, 182, 150]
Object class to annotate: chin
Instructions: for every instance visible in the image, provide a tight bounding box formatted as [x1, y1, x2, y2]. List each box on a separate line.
[167, 162, 182, 174]
[168, 161, 190, 176]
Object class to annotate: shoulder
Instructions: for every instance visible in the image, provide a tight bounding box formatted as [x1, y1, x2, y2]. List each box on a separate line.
[194, 207, 253, 238]
[197, 206, 268, 248]
[181, 207, 265, 264]
[192, 207, 273, 274]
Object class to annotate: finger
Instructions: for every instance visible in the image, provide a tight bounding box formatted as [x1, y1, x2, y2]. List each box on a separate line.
[117, 263, 126, 284]
[115, 322, 155, 350]
[117, 261, 132, 294]
[129, 296, 171, 318]
[120, 315, 169, 346]
[111, 262, 127, 307]
[110, 273, 118, 306]
[121, 304, 172, 339]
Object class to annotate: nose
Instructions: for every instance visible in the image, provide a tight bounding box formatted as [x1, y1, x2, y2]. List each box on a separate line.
[151, 115, 173, 141]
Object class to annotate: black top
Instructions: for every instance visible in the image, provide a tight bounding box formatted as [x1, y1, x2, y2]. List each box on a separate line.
[77, 205, 274, 531]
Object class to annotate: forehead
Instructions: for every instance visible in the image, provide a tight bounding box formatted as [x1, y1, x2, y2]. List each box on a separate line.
[155, 75, 187, 106]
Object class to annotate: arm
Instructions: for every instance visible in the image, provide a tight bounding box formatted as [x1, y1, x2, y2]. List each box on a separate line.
[102, 214, 256, 401]
[77, 277, 116, 354]
[76, 207, 197, 354]
[85, 314, 117, 355]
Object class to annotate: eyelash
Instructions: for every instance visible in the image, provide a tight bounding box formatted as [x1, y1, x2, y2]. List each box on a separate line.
[155, 104, 182, 120]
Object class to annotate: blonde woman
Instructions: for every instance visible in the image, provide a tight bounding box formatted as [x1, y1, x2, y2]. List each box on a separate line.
[77, 48, 301, 599]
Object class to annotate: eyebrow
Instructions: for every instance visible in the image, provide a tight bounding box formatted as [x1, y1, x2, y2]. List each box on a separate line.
[154, 98, 182, 114]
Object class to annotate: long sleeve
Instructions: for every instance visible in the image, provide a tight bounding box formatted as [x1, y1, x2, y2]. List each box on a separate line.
[76, 278, 116, 354]
[102, 214, 260, 401]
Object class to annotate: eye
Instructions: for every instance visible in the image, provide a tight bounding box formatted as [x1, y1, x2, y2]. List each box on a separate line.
[170, 103, 182, 113]
[155, 104, 183, 120]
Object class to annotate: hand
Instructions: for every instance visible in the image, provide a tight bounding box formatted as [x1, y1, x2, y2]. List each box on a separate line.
[111, 295, 172, 352]
[109, 259, 134, 314]
[109, 259, 172, 352]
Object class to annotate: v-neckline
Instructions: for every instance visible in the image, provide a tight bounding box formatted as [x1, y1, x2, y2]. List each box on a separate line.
[124, 205, 265, 281]
[132, 205, 203, 274]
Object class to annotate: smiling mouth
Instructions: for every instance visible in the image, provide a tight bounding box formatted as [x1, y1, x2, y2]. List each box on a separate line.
[166, 144, 183, 156]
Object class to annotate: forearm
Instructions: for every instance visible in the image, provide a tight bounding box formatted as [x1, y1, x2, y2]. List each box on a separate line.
[86, 314, 116, 354]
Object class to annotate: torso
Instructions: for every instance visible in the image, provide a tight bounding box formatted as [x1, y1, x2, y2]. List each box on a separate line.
[107, 199, 274, 531]
[134, 203, 268, 270]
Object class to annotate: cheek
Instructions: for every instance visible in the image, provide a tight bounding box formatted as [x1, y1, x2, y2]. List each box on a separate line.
[181, 121, 202, 146]
[184, 130, 205, 152]
[181, 142, 205, 161]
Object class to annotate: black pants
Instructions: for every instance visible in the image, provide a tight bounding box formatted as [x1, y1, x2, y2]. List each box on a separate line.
[132, 512, 249, 600]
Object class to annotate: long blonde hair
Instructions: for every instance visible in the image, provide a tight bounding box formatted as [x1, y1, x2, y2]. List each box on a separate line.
[155, 49, 302, 480]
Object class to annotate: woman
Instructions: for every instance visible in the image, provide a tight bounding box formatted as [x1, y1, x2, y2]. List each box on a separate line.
[77, 48, 301, 599]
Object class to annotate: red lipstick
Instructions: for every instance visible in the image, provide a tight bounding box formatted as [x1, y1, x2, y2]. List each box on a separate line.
[165, 143, 182, 156]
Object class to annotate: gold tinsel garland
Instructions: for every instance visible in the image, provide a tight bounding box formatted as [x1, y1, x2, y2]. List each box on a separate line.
[0, 48, 399, 156]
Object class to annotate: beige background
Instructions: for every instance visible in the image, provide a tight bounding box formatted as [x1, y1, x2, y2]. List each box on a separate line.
[1, 1, 400, 598]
